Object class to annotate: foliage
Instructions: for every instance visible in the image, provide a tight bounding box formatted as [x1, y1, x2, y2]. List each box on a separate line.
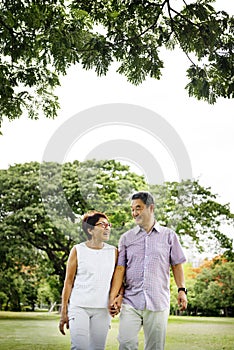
[170, 262, 197, 315]
[37, 281, 56, 308]
[192, 257, 234, 316]
[0, 160, 233, 310]
[0, 0, 233, 127]
[0, 160, 146, 308]
[150, 180, 234, 259]
[170, 258, 234, 317]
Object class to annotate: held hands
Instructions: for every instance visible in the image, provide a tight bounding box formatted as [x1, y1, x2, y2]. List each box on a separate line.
[108, 294, 123, 317]
[59, 314, 69, 335]
[178, 291, 187, 311]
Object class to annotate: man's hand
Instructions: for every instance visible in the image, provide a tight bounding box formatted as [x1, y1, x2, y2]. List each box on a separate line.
[59, 314, 69, 335]
[108, 294, 123, 317]
[178, 291, 187, 311]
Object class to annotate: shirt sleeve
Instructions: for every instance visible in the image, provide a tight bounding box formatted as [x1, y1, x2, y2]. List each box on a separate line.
[170, 231, 186, 266]
[117, 234, 127, 266]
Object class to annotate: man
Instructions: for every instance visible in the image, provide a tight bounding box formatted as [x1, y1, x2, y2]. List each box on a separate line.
[109, 191, 187, 350]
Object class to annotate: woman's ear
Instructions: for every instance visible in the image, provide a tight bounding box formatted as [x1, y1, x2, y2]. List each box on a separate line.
[87, 228, 93, 237]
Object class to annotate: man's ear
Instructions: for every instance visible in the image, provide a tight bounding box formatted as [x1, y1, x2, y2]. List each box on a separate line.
[149, 204, 155, 213]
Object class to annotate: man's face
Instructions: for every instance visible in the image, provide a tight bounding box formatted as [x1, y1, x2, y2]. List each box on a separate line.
[131, 198, 154, 228]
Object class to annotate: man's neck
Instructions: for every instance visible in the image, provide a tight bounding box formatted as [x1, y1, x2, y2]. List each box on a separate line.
[141, 219, 155, 233]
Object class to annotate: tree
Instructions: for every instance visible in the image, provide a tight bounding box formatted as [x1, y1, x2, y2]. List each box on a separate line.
[170, 262, 196, 316]
[150, 180, 234, 259]
[0, 160, 147, 301]
[0, 0, 233, 128]
[0, 160, 233, 305]
[0, 292, 7, 311]
[193, 258, 234, 316]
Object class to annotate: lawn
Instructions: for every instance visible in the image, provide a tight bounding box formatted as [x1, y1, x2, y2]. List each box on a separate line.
[0, 312, 233, 350]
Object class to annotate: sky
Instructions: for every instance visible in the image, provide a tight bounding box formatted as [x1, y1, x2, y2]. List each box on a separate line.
[0, 0, 233, 222]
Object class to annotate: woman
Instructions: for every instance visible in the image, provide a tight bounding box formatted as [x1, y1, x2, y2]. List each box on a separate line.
[59, 211, 119, 350]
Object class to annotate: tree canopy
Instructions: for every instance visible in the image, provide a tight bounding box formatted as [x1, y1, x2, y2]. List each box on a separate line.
[151, 180, 234, 259]
[192, 257, 234, 316]
[0, 160, 147, 292]
[169, 257, 234, 317]
[0, 0, 233, 128]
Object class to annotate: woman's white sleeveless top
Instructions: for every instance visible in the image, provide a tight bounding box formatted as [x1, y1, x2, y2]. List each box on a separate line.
[69, 242, 116, 308]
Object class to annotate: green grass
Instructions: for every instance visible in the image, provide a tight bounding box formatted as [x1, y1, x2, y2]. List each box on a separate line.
[0, 312, 233, 349]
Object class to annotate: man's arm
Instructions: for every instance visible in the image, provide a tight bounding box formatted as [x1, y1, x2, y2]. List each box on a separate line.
[108, 265, 125, 317]
[171, 263, 187, 311]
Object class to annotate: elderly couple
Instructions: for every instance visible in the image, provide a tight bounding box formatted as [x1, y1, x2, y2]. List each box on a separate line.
[59, 191, 187, 350]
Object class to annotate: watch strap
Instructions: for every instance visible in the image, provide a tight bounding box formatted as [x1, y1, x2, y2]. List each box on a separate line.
[178, 287, 187, 294]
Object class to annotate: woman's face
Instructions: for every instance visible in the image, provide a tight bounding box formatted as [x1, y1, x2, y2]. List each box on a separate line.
[90, 217, 112, 241]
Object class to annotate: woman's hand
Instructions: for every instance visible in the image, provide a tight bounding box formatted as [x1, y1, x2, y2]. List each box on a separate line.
[108, 294, 123, 317]
[59, 314, 69, 335]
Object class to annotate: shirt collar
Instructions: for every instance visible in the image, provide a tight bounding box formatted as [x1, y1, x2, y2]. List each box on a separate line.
[154, 221, 161, 233]
[134, 221, 161, 235]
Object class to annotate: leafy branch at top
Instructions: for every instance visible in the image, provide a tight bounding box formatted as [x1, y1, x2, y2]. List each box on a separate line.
[0, 0, 233, 128]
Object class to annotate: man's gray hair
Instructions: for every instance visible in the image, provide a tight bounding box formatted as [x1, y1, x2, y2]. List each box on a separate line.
[131, 191, 155, 207]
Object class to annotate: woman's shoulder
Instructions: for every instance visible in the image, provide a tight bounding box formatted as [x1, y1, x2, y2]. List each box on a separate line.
[103, 242, 117, 250]
[73, 242, 86, 251]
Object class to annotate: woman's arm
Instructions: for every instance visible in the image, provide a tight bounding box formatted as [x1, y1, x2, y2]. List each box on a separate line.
[108, 264, 125, 317]
[59, 246, 77, 335]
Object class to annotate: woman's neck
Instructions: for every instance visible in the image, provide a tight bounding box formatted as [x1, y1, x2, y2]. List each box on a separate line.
[86, 239, 104, 250]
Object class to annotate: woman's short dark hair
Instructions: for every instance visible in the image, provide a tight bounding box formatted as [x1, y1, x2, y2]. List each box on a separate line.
[131, 191, 155, 207]
[82, 211, 108, 240]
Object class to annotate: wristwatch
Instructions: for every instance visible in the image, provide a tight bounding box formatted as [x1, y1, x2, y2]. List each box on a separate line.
[178, 287, 187, 294]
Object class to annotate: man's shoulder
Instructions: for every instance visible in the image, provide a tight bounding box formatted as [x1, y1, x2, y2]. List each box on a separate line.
[155, 223, 178, 243]
[122, 225, 139, 236]
[119, 226, 139, 241]
[156, 222, 175, 235]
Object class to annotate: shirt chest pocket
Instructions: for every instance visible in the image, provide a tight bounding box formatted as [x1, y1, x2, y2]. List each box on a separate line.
[150, 243, 170, 262]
